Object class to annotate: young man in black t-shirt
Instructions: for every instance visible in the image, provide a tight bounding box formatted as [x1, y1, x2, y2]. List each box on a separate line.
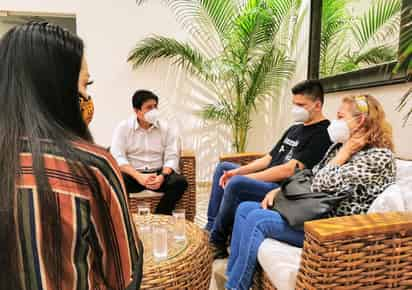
[207, 80, 332, 258]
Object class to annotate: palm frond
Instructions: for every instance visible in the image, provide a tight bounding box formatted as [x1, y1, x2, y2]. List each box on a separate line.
[354, 45, 397, 65]
[231, 0, 298, 48]
[230, 7, 263, 51]
[200, 102, 233, 124]
[196, 0, 239, 43]
[319, 0, 349, 74]
[244, 47, 295, 108]
[399, 7, 412, 53]
[351, 0, 401, 48]
[396, 87, 412, 125]
[395, 43, 412, 73]
[136, 0, 237, 55]
[254, 52, 295, 102]
[265, 0, 301, 37]
[290, 3, 308, 51]
[395, 7, 412, 74]
[128, 35, 213, 81]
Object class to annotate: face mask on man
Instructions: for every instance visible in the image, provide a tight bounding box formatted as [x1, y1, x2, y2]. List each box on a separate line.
[144, 108, 160, 124]
[291, 103, 316, 123]
[327, 119, 351, 143]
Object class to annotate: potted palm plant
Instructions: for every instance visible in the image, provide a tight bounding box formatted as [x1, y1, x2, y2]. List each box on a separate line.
[129, 0, 302, 152]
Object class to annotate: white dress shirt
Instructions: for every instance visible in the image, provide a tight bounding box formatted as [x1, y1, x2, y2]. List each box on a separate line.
[110, 116, 180, 173]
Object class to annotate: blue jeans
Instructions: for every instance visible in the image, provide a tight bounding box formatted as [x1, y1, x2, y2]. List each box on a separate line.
[209, 171, 279, 246]
[226, 202, 304, 290]
[205, 162, 240, 231]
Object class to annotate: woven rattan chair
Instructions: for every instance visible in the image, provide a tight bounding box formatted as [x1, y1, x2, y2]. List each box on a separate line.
[220, 152, 412, 289]
[128, 150, 196, 221]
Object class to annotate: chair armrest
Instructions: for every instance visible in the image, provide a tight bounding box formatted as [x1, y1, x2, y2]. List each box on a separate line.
[179, 149, 196, 221]
[296, 212, 412, 289]
[219, 152, 265, 165]
[181, 150, 195, 159]
[304, 212, 412, 242]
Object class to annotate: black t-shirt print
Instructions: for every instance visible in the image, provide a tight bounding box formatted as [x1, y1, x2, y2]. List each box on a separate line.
[268, 120, 332, 169]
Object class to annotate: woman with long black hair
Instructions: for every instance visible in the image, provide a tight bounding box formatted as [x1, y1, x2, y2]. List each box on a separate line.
[0, 22, 142, 290]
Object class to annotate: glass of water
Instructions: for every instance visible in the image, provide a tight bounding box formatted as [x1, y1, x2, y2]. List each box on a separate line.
[173, 209, 186, 241]
[152, 225, 168, 261]
[137, 202, 151, 232]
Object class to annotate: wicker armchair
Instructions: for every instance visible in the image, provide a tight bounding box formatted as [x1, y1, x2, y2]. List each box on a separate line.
[219, 152, 265, 165]
[128, 150, 196, 221]
[220, 153, 412, 289]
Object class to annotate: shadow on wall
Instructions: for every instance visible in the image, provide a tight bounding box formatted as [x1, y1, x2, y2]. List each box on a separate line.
[174, 75, 232, 183]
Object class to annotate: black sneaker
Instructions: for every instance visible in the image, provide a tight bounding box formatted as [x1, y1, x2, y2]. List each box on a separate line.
[210, 242, 229, 260]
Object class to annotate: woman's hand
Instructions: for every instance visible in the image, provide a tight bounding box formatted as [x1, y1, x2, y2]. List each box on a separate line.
[343, 133, 368, 155]
[261, 188, 281, 209]
[331, 133, 368, 166]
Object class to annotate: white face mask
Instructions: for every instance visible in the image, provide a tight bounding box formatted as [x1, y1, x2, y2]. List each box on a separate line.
[291, 104, 315, 123]
[327, 119, 350, 143]
[144, 109, 160, 124]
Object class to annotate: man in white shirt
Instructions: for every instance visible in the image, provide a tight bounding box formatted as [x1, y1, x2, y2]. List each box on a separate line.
[111, 90, 187, 215]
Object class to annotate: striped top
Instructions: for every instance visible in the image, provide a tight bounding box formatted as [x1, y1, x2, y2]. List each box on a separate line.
[16, 140, 142, 290]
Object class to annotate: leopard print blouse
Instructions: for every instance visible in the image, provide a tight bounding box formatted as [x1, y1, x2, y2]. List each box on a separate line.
[311, 143, 396, 216]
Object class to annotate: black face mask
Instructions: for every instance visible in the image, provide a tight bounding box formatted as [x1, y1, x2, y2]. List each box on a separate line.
[78, 93, 94, 125]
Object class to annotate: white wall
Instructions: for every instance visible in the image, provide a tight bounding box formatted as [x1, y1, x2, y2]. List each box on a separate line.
[1, 0, 234, 181]
[1, 0, 187, 144]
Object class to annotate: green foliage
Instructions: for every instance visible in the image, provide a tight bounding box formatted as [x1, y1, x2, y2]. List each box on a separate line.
[131, 0, 301, 152]
[395, 6, 412, 123]
[321, 0, 401, 77]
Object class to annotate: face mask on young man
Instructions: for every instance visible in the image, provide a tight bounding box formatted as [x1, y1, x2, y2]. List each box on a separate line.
[144, 108, 160, 124]
[291, 103, 317, 123]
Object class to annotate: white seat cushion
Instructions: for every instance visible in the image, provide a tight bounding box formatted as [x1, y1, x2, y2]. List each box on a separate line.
[368, 184, 406, 213]
[257, 239, 302, 290]
[129, 190, 164, 199]
[369, 159, 412, 213]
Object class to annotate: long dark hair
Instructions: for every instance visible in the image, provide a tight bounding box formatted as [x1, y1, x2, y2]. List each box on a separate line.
[0, 22, 99, 289]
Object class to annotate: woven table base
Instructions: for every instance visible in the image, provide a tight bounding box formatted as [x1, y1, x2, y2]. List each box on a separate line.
[134, 215, 213, 290]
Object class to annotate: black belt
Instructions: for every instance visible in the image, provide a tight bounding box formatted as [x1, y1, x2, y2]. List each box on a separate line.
[138, 169, 161, 174]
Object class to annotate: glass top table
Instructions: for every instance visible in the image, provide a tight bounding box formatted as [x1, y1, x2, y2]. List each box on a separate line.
[133, 214, 188, 263]
[132, 214, 213, 290]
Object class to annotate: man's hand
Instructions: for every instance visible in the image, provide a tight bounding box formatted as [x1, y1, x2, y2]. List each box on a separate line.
[145, 174, 165, 190]
[136, 173, 157, 187]
[219, 169, 238, 188]
[261, 188, 281, 209]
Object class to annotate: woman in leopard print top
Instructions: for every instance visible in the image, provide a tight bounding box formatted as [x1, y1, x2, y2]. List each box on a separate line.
[224, 94, 395, 290]
[311, 144, 395, 216]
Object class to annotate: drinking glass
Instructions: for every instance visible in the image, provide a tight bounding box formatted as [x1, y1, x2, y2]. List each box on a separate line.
[137, 202, 151, 232]
[152, 225, 168, 261]
[173, 209, 186, 241]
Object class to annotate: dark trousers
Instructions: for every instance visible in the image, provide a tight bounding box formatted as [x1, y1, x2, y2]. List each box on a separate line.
[123, 172, 188, 215]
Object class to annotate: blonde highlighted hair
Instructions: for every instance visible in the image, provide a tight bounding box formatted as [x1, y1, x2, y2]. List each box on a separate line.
[343, 94, 394, 151]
